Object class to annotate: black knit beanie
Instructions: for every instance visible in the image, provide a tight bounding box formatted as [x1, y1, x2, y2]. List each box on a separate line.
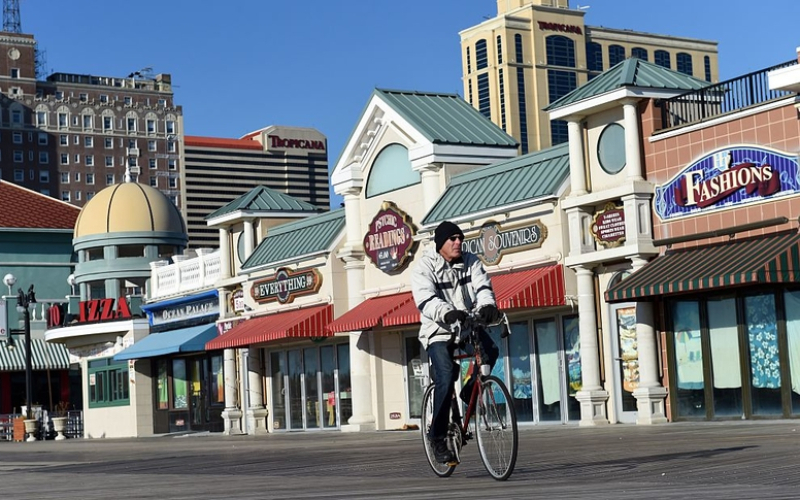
[434, 221, 464, 252]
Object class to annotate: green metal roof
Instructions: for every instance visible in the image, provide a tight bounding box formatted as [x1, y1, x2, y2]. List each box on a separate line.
[242, 209, 345, 270]
[205, 185, 321, 220]
[423, 142, 570, 225]
[546, 58, 710, 111]
[376, 89, 517, 146]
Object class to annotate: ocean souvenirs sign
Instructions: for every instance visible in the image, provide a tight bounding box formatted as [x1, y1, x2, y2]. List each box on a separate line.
[654, 146, 800, 221]
[251, 267, 322, 304]
[461, 220, 547, 265]
[363, 201, 416, 273]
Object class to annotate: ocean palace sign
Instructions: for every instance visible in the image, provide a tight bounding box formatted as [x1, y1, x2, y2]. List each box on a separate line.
[654, 146, 800, 221]
[251, 267, 322, 304]
[462, 220, 548, 265]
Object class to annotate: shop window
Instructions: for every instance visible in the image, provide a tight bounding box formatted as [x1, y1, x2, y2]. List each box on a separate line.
[172, 359, 188, 409]
[783, 290, 800, 415]
[508, 321, 533, 423]
[562, 315, 581, 421]
[672, 300, 705, 417]
[707, 297, 742, 417]
[744, 293, 782, 415]
[210, 354, 224, 404]
[87, 358, 130, 408]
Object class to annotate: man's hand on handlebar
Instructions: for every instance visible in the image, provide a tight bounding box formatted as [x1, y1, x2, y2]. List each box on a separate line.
[444, 309, 468, 325]
[477, 304, 500, 325]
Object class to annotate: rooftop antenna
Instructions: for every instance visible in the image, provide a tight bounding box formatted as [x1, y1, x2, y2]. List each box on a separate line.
[3, 0, 20, 33]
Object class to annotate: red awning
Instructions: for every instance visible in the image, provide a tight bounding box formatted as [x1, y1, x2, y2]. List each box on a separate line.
[327, 292, 415, 333]
[493, 264, 565, 309]
[326, 264, 565, 332]
[206, 304, 332, 350]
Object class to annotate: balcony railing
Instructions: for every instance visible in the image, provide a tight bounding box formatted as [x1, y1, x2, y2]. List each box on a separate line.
[150, 249, 221, 300]
[657, 59, 798, 131]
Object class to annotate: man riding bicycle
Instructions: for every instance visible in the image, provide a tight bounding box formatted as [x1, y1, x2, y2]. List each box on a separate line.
[411, 221, 500, 464]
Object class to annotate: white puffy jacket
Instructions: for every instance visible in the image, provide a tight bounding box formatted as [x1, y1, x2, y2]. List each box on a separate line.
[411, 247, 496, 349]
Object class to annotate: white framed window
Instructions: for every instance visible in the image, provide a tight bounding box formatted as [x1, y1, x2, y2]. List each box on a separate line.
[87, 191, 95, 200]
[86, 173, 95, 185]
[149, 158, 156, 169]
[105, 156, 114, 167]
[165, 120, 175, 135]
[157, 99, 166, 107]
[168, 159, 177, 170]
[106, 174, 114, 185]
[10, 87, 21, 97]
[103, 116, 113, 131]
[104, 137, 113, 148]
[83, 114, 93, 129]
[168, 176, 177, 188]
[12, 132, 22, 144]
[36, 111, 47, 126]
[13, 151, 22, 162]
[146, 119, 156, 135]
[60, 172, 69, 183]
[99, 94, 108, 103]
[55, 91, 64, 100]
[13, 169, 23, 181]
[75, 190, 82, 201]
[167, 140, 176, 153]
[127, 117, 137, 133]
[148, 140, 157, 152]
[58, 113, 68, 128]
[85, 155, 94, 166]
[84, 136, 93, 147]
[10, 68, 19, 78]
[79, 93, 88, 102]
[39, 170, 49, 183]
[60, 134, 68, 145]
[38, 132, 47, 145]
[61, 191, 70, 201]
[124, 96, 132, 105]
[38, 152, 49, 164]
[149, 177, 158, 187]
[74, 154, 80, 163]
[74, 172, 81, 182]
[72, 115, 78, 126]
[60, 153, 69, 165]
[73, 135, 79, 145]
[11, 109, 21, 124]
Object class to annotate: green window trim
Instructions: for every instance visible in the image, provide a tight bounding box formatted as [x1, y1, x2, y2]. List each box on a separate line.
[88, 357, 130, 408]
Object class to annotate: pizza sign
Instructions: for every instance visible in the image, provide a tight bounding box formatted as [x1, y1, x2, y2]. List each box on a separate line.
[363, 201, 416, 273]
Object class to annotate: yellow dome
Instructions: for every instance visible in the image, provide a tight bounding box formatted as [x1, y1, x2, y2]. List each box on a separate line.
[74, 182, 186, 238]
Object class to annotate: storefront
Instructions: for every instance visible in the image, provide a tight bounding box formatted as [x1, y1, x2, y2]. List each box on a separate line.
[114, 290, 223, 433]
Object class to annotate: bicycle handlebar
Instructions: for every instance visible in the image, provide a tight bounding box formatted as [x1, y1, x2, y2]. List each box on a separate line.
[450, 310, 511, 347]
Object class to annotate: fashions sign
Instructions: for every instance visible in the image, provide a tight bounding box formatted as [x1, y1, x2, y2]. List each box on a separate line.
[462, 220, 548, 265]
[654, 146, 800, 221]
[363, 201, 416, 273]
[251, 267, 322, 304]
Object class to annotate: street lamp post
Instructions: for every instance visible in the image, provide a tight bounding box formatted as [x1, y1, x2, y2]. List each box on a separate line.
[16, 284, 36, 420]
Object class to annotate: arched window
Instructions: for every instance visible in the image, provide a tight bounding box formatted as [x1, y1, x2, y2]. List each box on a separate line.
[586, 42, 603, 72]
[546, 35, 575, 67]
[654, 50, 671, 69]
[496, 35, 503, 65]
[631, 47, 648, 61]
[704, 55, 712, 82]
[514, 33, 524, 61]
[475, 39, 488, 70]
[677, 53, 693, 75]
[365, 144, 420, 198]
[466, 47, 471, 73]
[608, 45, 625, 66]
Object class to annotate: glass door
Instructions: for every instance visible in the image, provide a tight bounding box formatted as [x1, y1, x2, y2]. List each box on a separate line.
[287, 349, 304, 430]
[320, 346, 337, 428]
[404, 333, 427, 422]
[304, 348, 320, 429]
[189, 357, 205, 428]
[610, 305, 639, 423]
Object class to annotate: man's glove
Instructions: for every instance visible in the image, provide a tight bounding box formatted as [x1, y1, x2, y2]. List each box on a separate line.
[443, 309, 468, 325]
[477, 304, 501, 324]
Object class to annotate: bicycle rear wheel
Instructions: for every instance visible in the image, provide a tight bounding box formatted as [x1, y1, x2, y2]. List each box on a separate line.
[420, 384, 456, 477]
[474, 375, 518, 481]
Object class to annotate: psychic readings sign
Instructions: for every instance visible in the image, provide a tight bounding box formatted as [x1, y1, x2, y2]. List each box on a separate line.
[363, 201, 416, 273]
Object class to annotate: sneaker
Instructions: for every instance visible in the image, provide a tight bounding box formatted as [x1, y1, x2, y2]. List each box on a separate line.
[433, 439, 454, 464]
[459, 383, 473, 404]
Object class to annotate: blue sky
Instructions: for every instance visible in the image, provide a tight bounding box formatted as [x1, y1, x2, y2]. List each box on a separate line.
[27, 1, 800, 208]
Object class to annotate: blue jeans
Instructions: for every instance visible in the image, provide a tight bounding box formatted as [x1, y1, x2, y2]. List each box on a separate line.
[427, 329, 499, 441]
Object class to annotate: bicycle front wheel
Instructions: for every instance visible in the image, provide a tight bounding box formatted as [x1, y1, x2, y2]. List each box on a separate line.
[475, 375, 518, 481]
[420, 383, 456, 478]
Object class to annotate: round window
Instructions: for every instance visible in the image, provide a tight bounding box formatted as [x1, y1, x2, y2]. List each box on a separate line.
[597, 123, 626, 174]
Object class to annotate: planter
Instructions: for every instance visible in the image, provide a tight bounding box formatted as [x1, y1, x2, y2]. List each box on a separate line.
[23, 418, 38, 442]
[52, 416, 68, 441]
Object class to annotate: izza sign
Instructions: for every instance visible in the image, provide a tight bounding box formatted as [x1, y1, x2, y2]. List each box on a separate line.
[654, 146, 800, 221]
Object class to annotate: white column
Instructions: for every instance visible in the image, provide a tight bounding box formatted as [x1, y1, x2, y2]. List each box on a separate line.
[342, 191, 362, 247]
[629, 258, 668, 424]
[218, 228, 231, 279]
[418, 163, 442, 212]
[247, 348, 268, 434]
[567, 118, 587, 196]
[243, 219, 255, 261]
[573, 266, 609, 425]
[622, 99, 643, 181]
[221, 348, 243, 435]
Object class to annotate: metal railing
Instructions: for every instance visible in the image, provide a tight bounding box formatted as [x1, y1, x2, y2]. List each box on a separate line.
[657, 59, 798, 131]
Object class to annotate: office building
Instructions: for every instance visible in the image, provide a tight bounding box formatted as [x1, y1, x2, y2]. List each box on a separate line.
[182, 126, 329, 248]
[460, 0, 718, 153]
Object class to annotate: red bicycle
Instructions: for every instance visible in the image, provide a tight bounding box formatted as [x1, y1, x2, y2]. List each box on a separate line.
[420, 313, 518, 480]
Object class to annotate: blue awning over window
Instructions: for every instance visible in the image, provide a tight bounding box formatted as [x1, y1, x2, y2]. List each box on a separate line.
[113, 324, 218, 361]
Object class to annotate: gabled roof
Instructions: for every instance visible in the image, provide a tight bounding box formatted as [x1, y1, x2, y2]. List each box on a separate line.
[422, 142, 570, 226]
[374, 89, 518, 147]
[0, 180, 80, 230]
[205, 185, 321, 221]
[242, 209, 345, 271]
[546, 58, 710, 111]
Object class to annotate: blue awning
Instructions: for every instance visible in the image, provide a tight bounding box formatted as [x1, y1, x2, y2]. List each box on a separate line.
[113, 324, 218, 361]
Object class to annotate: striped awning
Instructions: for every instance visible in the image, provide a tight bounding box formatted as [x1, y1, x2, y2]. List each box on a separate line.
[606, 231, 800, 303]
[327, 264, 565, 333]
[0, 337, 72, 371]
[206, 304, 332, 350]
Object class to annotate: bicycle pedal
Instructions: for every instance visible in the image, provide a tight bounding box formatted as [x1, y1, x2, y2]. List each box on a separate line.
[446, 459, 460, 466]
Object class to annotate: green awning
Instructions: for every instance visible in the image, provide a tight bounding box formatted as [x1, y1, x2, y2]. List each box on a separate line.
[606, 231, 800, 303]
[0, 337, 72, 371]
